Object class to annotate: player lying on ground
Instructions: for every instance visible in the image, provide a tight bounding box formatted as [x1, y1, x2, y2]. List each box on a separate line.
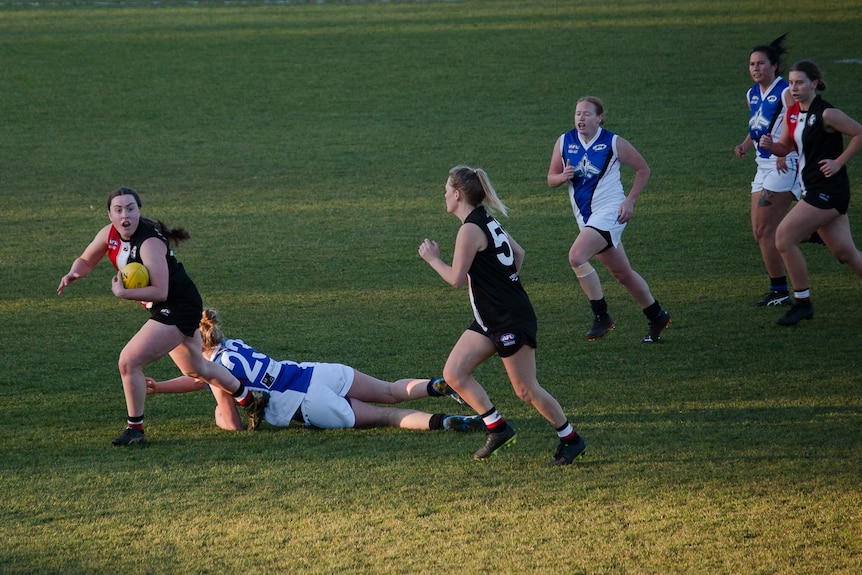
[146, 308, 484, 432]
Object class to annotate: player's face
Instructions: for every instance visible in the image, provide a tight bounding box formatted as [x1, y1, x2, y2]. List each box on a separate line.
[108, 194, 141, 239]
[444, 178, 458, 213]
[788, 71, 817, 104]
[574, 101, 602, 138]
[749, 51, 776, 85]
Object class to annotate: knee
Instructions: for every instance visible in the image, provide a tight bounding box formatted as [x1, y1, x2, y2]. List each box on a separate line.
[774, 230, 794, 253]
[569, 254, 587, 269]
[442, 365, 466, 390]
[117, 349, 142, 377]
[510, 380, 535, 404]
[752, 223, 772, 243]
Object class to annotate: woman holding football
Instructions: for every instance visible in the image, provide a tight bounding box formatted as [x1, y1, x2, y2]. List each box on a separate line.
[57, 187, 268, 446]
[546, 96, 671, 343]
[759, 60, 862, 326]
[146, 308, 481, 434]
[733, 34, 801, 307]
[418, 165, 586, 466]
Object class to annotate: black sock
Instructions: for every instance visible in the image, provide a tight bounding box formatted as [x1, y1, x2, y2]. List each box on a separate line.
[769, 277, 788, 292]
[590, 298, 608, 317]
[643, 300, 663, 321]
[426, 379, 442, 396]
[429, 413, 446, 430]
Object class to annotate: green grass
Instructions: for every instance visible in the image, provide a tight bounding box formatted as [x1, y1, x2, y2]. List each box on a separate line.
[1, 0, 861, 573]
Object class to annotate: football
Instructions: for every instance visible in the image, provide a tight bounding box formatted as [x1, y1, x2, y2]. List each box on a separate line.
[121, 262, 150, 289]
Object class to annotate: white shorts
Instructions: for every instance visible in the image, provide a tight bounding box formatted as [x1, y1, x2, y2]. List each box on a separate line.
[577, 209, 626, 249]
[751, 156, 801, 199]
[298, 363, 356, 429]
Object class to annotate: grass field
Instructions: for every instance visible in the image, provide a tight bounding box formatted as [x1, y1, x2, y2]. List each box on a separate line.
[1, 1, 861, 573]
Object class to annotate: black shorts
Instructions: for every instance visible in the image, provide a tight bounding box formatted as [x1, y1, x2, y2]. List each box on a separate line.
[148, 291, 203, 338]
[586, 225, 613, 254]
[468, 319, 537, 358]
[802, 187, 850, 215]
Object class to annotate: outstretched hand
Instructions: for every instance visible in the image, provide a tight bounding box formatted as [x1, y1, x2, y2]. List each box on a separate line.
[57, 272, 80, 295]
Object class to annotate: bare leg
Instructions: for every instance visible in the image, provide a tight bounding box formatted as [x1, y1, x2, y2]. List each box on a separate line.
[776, 202, 839, 291]
[347, 372, 431, 404]
[752, 189, 794, 278]
[819, 214, 862, 279]
[568, 229, 607, 301]
[442, 330, 497, 415]
[118, 320, 184, 418]
[596, 242, 655, 308]
[350, 399, 432, 429]
[169, 329, 241, 395]
[500, 346, 567, 429]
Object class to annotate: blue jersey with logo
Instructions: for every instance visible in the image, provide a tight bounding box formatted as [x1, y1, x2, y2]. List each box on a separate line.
[210, 338, 312, 394]
[748, 77, 789, 159]
[561, 127, 622, 225]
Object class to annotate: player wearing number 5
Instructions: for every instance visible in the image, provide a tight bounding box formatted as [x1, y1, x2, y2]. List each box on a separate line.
[419, 166, 586, 466]
[57, 187, 267, 446]
[547, 96, 671, 343]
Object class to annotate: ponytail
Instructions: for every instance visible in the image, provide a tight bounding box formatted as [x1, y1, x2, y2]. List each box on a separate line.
[448, 165, 510, 217]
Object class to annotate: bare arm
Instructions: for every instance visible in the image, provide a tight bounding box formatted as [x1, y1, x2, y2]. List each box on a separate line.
[819, 107, 862, 177]
[419, 223, 486, 288]
[508, 231, 525, 273]
[212, 387, 245, 431]
[735, 95, 755, 158]
[759, 109, 795, 157]
[110, 236, 170, 302]
[57, 224, 111, 295]
[146, 375, 208, 394]
[547, 135, 575, 188]
[146, 376, 245, 431]
[615, 137, 651, 224]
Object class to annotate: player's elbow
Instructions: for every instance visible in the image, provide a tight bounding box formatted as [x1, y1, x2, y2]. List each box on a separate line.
[450, 276, 466, 289]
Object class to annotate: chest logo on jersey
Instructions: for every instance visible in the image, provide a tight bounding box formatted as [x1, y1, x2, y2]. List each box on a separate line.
[574, 155, 601, 179]
[766, 95, 779, 103]
[566, 144, 581, 154]
[807, 114, 817, 127]
[130, 245, 138, 260]
[592, 144, 608, 151]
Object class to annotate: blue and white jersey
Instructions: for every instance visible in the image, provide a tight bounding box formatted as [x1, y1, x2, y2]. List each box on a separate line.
[209, 338, 315, 426]
[748, 77, 792, 160]
[560, 127, 624, 229]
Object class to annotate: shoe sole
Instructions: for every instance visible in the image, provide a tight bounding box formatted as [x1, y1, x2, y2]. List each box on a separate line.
[586, 324, 615, 340]
[473, 435, 517, 461]
[112, 438, 147, 446]
[776, 313, 814, 326]
[642, 316, 672, 343]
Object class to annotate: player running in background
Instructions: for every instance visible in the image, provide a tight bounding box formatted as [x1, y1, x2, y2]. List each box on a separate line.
[418, 165, 586, 466]
[547, 96, 671, 343]
[57, 187, 267, 446]
[759, 60, 862, 325]
[733, 34, 802, 307]
[146, 308, 482, 433]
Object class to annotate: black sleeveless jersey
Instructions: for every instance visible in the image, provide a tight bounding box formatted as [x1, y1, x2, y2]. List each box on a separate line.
[464, 206, 536, 331]
[108, 219, 199, 308]
[790, 95, 850, 199]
